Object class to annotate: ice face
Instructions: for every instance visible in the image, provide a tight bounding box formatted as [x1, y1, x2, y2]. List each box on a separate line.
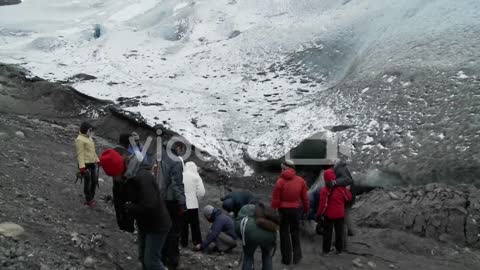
[1, 0, 479, 173]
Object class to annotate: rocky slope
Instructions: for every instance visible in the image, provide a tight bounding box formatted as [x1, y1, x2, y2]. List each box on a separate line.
[1, 64, 480, 270]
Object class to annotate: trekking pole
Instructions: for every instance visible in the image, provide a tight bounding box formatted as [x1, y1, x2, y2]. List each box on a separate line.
[75, 171, 83, 184]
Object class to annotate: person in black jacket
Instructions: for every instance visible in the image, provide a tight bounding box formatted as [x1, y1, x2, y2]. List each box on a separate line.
[221, 191, 255, 217]
[156, 141, 186, 270]
[106, 147, 172, 270]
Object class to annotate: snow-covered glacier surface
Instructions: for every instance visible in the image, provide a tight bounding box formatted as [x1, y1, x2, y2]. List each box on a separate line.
[1, 0, 479, 175]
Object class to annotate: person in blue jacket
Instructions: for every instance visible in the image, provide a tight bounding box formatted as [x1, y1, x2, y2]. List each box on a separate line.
[194, 205, 237, 253]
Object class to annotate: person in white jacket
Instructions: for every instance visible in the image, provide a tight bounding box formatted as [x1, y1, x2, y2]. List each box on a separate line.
[181, 161, 206, 247]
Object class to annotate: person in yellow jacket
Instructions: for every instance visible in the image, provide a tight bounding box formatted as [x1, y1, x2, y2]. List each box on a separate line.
[75, 122, 100, 207]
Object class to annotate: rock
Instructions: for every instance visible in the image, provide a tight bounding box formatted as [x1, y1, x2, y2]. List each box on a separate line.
[353, 257, 363, 268]
[354, 184, 480, 247]
[425, 183, 436, 192]
[61, 188, 72, 195]
[388, 192, 400, 200]
[0, 132, 7, 138]
[368, 261, 377, 268]
[83, 256, 95, 268]
[39, 263, 50, 270]
[0, 222, 25, 237]
[228, 30, 241, 39]
[15, 131, 25, 138]
[68, 73, 97, 82]
[389, 264, 396, 269]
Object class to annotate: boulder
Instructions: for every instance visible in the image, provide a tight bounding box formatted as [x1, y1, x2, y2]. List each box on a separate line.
[353, 184, 480, 248]
[15, 131, 25, 138]
[0, 222, 25, 237]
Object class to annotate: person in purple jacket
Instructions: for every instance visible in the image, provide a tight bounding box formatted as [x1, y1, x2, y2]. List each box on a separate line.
[194, 205, 237, 253]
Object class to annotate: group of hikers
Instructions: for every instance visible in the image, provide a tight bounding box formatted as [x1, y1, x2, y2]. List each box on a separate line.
[75, 121, 355, 270]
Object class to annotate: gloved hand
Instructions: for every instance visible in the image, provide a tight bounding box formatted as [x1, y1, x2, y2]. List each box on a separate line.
[316, 215, 324, 224]
[79, 167, 88, 175]
[178, 204, 186, 215]
[326, 180, 337, 188]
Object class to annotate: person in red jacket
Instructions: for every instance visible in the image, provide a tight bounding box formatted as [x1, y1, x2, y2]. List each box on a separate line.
[271, 160, 309, 265]
[317, 168, 352, 254]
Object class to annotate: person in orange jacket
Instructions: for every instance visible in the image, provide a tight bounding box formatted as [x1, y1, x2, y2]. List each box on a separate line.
[317, 168, 352, 254]
[271, 160, 309, 265]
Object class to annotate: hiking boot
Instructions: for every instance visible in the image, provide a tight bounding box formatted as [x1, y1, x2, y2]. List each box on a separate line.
[86, 200, 96, 208]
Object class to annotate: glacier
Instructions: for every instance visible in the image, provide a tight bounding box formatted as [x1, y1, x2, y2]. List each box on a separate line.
[1, 0, 479, 178]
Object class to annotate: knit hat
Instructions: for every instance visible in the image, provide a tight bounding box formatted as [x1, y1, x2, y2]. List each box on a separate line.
[79, 121, 94, 134]
[323, 169, 336, 183]
[99, 149, 125, 177]
[282, 159, 295, 169]
[203, 205, 215, 220]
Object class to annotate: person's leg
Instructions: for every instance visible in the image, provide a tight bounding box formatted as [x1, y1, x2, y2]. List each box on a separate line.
[260, 244, 274, 270]
[190, 208, 202, 245]
[180, 209, 190, 247]
[291, 208, 302, 264]
[162, 201, 180, 269]
[144, 232, 168, 270]
[216, 232, 237, 252]
[83, 165, 92, 202]
[242, 243, 256, 270]
[334, 219, 345, 253]
[345, 207, 355, 236]
[279, 209, 292, 265]
[322, 217, 334, 253]
[89, 163, 98, 203]
[138, 230, 147, 270]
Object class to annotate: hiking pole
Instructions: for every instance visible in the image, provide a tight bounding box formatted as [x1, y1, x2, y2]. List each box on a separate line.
[75, 171, 84, 184]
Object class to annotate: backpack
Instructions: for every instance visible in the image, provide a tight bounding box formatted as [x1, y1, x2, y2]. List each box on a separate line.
[255, 202, 280, 232]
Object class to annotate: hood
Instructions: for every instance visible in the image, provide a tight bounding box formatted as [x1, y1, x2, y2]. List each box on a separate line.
[281, 168, 296, 180]
[323, 169, 336, 183]
[184, 161, 198, 174]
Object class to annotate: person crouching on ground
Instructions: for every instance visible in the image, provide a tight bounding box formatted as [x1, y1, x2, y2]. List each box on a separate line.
[74, 121, 99, 208]
[194, 205, 237, 253]
[317, 168, 352, 255]
[100, 148, 172, 270]
[181, 161, 206, 247]
[271, 160, 309, 266]
[236, 202, 279, 270]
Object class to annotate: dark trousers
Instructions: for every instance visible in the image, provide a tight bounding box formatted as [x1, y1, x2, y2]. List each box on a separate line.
[181, 208, 202, 247]
[138, 230, 168, 270]
[242, 244, 274, 270]
[322, 217, 345, 253]
[83, 163, 98, 202]
[162, 201, 183, 269]
[279, 208, 302, 265]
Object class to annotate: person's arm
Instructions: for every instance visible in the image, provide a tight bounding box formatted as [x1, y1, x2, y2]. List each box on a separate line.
[271, 180, 282, 209]
[344, 188, 353, 202]
[316, 188, 328, 217]
[75, 138, 86, 169]
[301, 181, 309, 214]
[196, 175, 206, 199]
[171, 161, 186, 203]
[201, 219, 223, 250]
